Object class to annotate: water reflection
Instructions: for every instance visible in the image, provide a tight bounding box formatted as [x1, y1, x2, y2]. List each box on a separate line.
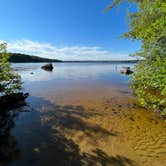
[12, 62, 135, 83]
[0, 95, 135, 166]
[0, 105, 30, 165]
[0, 92, 31, 165]
[0, 109, 21, 165]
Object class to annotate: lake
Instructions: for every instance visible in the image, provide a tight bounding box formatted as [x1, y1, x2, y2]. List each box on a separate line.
[0, 62, 166, 166]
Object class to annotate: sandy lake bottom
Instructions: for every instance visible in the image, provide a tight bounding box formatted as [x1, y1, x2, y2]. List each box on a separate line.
[1, 63, 166, 166]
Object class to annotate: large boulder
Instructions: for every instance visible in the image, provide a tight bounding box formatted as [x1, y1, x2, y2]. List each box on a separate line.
[41, 63, 54, 71]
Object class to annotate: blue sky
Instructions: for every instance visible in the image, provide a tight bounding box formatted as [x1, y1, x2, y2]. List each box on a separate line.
[0, 0, 140, 60]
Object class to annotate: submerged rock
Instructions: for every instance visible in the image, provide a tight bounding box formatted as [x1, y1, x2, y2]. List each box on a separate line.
[120, 67, 133, 75]
[41, 63, 54, 71]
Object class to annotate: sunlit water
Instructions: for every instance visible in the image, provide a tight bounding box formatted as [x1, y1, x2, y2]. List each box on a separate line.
[1, 62, 166, 166]
[12, 62, 134, 95]
[13, 62, 133, 84]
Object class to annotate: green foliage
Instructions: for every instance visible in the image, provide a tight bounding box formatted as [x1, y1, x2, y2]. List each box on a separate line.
[0, 43, 22, 95]
[108, 0, 166, 114]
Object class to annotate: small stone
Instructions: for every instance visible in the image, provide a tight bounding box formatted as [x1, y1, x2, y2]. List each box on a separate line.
[33, 148, 40, 153]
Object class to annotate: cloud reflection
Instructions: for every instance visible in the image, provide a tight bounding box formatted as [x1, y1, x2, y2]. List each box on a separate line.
[13, 63, 134, 83]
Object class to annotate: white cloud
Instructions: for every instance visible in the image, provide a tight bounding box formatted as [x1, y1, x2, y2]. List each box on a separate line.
[5, 39, 134, 60]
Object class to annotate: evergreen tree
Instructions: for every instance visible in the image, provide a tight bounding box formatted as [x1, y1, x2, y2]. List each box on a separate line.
[0, 42, 22, 95]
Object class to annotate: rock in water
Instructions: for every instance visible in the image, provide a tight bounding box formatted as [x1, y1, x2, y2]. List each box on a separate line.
[120, 67, 133, 75]
[41, 63, 53, 71]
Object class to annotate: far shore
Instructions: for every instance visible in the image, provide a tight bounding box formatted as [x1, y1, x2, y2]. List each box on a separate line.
[12, 60, 139, 63]
[7, 52, 139, 63]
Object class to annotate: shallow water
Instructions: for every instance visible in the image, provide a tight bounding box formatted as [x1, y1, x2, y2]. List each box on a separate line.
[0, 62, 166, 166]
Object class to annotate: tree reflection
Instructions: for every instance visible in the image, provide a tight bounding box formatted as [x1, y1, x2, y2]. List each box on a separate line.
[0, 95, 135, 166]
[0, 97, 29, 165]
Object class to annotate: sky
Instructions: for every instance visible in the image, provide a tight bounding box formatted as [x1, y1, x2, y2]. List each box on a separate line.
[0, 0, 141, 60]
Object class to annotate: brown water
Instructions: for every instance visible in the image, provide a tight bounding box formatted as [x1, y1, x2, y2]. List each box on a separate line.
[0, 62, 166, 166]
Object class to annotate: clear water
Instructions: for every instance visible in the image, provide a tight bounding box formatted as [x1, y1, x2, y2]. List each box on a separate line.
[1, 62, 165, 166]
[13, 62, 134, 89]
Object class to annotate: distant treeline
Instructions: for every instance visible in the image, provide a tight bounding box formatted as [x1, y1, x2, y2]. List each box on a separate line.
[1, 52, 139, 63]
[8, 53, 62, 63]
[64, 60, 139, 63]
